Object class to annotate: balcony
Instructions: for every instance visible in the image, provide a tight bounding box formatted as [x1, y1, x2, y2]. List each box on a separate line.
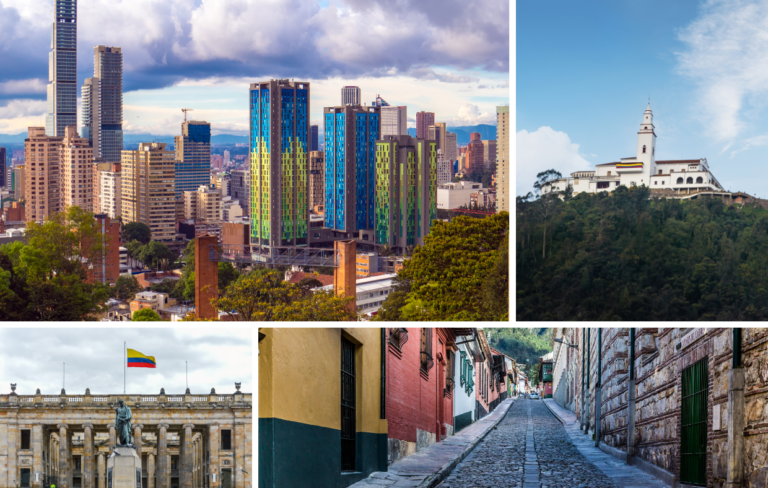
[542, 374, 553, 382]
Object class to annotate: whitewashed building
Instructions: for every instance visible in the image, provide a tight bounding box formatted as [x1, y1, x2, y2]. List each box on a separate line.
[453, 330, 484, 432]
[437, 181, 484, 209]
[543, 104, 724, 197]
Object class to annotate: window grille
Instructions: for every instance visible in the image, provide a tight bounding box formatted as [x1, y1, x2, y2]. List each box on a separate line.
[388, 328, 408, 351]
[420, 328, 434, 374]
[341, 336, 356, 472]
[444, 350, 455, 397]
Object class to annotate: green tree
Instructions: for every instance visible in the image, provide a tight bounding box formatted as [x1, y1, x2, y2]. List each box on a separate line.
[132, 308, 162, 321]
[218, 262, 240, 293]
[139, 241, 176, 271]
[122, 222, 152, 245]
[480, 234, 509, 320]
[124, 240, 145, 269]
[113, 274, 144, 301]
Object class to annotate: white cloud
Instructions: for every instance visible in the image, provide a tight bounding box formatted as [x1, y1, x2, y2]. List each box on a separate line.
[516, 127, 592, 195]
[0, 78, 46, 95]
[676, 0, 768, 140]
[448, 103, 497, 126]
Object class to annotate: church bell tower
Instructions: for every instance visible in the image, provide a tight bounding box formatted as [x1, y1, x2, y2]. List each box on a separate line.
[637, 103, 656, 181]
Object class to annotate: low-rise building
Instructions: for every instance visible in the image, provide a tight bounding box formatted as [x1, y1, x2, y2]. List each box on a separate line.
[355, 252, 379, 278]
[437, 181, 484, 209]
[129, 291, 176, 318]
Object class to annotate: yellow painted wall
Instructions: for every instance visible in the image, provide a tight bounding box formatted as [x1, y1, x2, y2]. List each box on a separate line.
[258, 328, 387, 435]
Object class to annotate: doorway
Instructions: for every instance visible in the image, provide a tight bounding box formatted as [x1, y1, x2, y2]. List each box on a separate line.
[680, 357, 708, 485]
[341, 336, 356, 472]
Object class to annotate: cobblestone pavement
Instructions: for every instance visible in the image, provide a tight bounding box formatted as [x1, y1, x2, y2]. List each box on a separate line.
[439, 399, 621, 488]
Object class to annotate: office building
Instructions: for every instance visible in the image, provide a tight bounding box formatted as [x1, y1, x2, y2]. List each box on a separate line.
[24, 127, 63, 223]
[310, 125, 319, 151]
[230, 169, 249, 216]
[61, 126, 95, 212]
[249, 79, 310, 249]
[175, 120, 211, 197]
[13, 165, 25, 204]
[121, 143, 176, 242]
[497, 106, 509, 212]
[82, 46, 123, 162]
[309, 151, 324, 211]
[324, 105, 381, 234]
[416, 112, 435, 139]
[437, 150, 452, 185]
[428, 122, 457, 162]
[437, 181, 484, 209]
[374, 135, 437, 252]
[0, 147, 5, 188]
[184, 185, 221, 223]
[46, 0, 77, 137]
[98, 163, 121, 219]
[381, 106, 407, 137]
[466, 133, 484, 173]
[371, 94, 390, 107]
[445, 131, 458, 162]
[341, 86, 361, 105]
[482, 140, 497, 170]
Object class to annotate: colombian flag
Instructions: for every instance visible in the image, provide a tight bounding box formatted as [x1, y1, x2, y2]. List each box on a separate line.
[127, 349, 156, 368]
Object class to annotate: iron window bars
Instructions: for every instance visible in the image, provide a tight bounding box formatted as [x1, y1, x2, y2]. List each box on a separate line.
[388, 328, 408, 352]
[420, 328, 434, 374]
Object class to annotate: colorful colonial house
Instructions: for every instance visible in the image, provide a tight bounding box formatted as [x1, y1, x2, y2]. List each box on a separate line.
[539, 351, 554, 398]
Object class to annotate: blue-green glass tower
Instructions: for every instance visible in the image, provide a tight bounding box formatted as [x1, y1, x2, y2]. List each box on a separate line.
[46, 0, 78, 137]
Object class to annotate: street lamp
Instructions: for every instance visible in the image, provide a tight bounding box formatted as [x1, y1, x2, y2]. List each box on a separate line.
[554, 337, 578, 349]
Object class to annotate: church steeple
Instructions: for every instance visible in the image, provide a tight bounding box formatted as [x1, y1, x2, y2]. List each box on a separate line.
[637, 102, 656, 176]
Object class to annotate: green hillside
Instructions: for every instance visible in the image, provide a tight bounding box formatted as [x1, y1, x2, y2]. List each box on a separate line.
[485, 327, 551, 369]
[518, 185, 768, 320]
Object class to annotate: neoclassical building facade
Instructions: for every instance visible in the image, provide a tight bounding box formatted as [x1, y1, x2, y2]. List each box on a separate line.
[0, 387, 252, 488]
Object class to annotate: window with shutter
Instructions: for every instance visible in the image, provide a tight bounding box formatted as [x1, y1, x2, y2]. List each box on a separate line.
[420, 328, 434, 374]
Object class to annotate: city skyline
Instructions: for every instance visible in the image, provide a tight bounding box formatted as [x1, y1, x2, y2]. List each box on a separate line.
[0, 0, 510, 136]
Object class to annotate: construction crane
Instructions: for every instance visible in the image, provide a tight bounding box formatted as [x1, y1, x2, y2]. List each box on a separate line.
[181, 108, 194, 123]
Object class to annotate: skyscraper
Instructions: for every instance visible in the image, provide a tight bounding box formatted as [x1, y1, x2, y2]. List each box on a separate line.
[374, 135, 437, 252]
[249, 79, 310, 249]
[466, 132, 484, 173]
[496, 106, 509, 213]
[416, 112, 435, 139]
[46, 0, 78, 137]
[323, 105, 381, 234]
[309, 151, 324, 210]
[61, 125, 95, 212]
[310, 125, 319, 152]
[445, 131, 458, 162]
[371, 94, 390, 107]
[0, 147, 5, 189]
[24, 127, 63, 223]
[94, 46, 123, 162]
[175, 120, 211, 197]
[341, 86, 361, 105]
[122, 143, 176, 242]
[381, 106, 407, 137]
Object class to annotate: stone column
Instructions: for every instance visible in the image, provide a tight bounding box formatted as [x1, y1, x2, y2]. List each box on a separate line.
[727, 367, 745, 488]
[208, 425, 219, 488]
[57, 424, 69, 488]
[133, 423, 144, 455]
[182, 424, 195, 488]
[106, 423, 116, 451]
[147, 453, 155, 488]
[234, 423, 248, 488]
[82, 423, 94, 488]
[32, 425, 43, 488]
[156, 424, 169, 488]
[97, 453, 105, 488]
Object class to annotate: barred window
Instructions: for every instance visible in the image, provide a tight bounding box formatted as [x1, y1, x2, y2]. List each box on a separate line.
[389, 328, 408, 351]
[420, 328, 434, 374]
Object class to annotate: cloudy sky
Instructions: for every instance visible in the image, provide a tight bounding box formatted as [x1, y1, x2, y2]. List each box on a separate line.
[518, 0, 768, 198]
[0, 328, 252, 396]
[0, 0, 510, 136]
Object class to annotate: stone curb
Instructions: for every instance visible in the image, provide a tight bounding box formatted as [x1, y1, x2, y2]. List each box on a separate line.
[542, 398, 568, 427]
[418, 397, 515, 488]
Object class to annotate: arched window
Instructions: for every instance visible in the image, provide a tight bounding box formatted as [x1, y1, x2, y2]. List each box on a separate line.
[686, 177, 693, 184]
[696, 177, 703, 183]
[677, 177, 683, 184]
[643, 145, 646, 153]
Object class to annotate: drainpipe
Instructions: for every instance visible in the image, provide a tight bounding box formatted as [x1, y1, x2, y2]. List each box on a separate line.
[581, 328, 586, 431]
[726, 328, 744, 488]
[379, 328, 388, 472]
[584, 328, 591, 434]
[594, 328, 602, 447]
[627, 328, 636, 461]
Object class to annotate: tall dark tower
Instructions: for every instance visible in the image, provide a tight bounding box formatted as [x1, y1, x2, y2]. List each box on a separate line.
[46, 0, 78, 137]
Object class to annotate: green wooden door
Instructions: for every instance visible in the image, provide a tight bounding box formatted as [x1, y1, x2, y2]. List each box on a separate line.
[221, 469, 232, 488]
[681, 357, 708, 486]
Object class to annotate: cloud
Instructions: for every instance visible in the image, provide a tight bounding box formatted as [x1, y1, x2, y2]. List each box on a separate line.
[676, 0, 768, 140]
[446, 103, 496, 126]
[516, 127, 592, 195]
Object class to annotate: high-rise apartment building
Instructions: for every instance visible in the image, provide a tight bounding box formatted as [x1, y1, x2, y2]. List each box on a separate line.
[46, 0, 78, 137]
[309, 151, 324, 210]
[310, 125, 319, 152]
[175, 120, 211, 197]
[381, 106, 407, 137]
[416, 112, 435, 139]
[98, 163, 121, 219]
[230, 169, 249, 216]
[341, 86, 361, 106]
[24, 127, 63, 223]
[121, 143, 176, 242]
[428, 122, 458, 163]
[437, 150, 452, 185]
[13, 165, 26, 203]
[374, 135, 437, 252]
[323, 105, 381, 234]
[224, 150, 231, 165]
[482, 140, 497, 170]
[82, 46, 123, 162]
[61, 126, 95, 212]
[445, 131, 458, 162]
[184, 185, 221, 222]
[496, 106, 509, 212]
[249, 79, 310, 249]
[466, 133, 485, 173]
[371, 95, 390, 107]
[0, 147, 5, 188]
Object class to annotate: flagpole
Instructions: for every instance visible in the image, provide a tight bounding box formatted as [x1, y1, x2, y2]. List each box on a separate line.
[186, 361, 188, 390]
[63, 362, 65, 391]
[124, 341, 126, 394]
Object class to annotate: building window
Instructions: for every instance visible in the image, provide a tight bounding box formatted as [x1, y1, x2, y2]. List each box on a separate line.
[658, 170, 662, 174]
[420, 328, 434, 374]
[607, 171, 611, 176]
[655, 181, 658, 185]
[687, 177, 693, 184]
[389, 328, 408, 352]
[597, 182, 609, 189]
[20, 430, 30, 450]
[221, 430, 232, 450]
[445, 350, 455, 397]
[643, 145, 646, 153]
[696, 177, 703, 183]
[677, 177, 683, 184]
[662, 181, 665, 185]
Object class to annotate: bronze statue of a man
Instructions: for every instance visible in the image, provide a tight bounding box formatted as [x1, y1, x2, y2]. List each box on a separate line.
[115, 399, 132, 446]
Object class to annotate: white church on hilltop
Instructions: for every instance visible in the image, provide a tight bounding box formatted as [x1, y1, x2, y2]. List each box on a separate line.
[543, 104, 724, 196]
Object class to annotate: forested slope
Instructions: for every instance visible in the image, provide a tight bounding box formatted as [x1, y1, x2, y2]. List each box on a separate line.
[517, 186, 768, 320]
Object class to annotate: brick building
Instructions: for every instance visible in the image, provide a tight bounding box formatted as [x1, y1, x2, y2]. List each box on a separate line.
[465, 132, 484, 173]
[553, 327, 768, 488]
[84, 214, 121, 286]
[24, 127, 62, 223]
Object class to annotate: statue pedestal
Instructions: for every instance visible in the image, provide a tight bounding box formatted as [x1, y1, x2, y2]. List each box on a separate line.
[107, 447, 141, 488]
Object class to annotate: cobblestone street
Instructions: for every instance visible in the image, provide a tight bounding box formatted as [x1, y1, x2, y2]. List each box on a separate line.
[440, 399, 621, 488]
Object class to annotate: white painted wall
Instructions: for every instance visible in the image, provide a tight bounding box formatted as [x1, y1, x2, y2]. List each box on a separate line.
[453, 342, 476, 427]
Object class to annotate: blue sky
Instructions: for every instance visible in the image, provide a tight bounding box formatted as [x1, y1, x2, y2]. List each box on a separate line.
[517, 0, 768, 198]
[0, 0, 509, 137]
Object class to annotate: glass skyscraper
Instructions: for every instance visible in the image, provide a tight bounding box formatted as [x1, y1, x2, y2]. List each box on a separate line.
[249, 79, 310, 249]
[323, 105, 380, 234]
[46, 0, 78, 137]
[174, 121, 211, 197]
